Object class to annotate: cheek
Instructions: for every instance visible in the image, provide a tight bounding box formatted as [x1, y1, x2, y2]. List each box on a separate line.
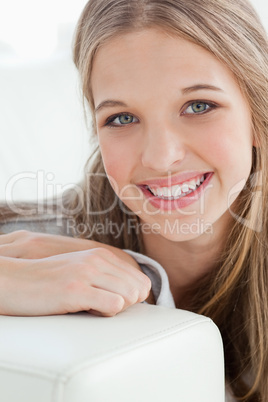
[98, 138, 137, 188]
[197, 117, 253, 172]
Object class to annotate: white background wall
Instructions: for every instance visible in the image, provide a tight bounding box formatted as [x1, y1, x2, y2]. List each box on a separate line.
[0, 0, 90, 201]
[0, 0, 267, 201]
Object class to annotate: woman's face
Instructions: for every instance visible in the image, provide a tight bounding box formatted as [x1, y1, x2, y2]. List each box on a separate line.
[91, 29, 253, 241]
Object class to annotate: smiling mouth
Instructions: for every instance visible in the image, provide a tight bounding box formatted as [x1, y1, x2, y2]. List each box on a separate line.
[144, 173, 210, 200]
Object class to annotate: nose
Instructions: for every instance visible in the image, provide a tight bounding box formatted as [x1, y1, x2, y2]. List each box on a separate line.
[141, 123, 186, 172]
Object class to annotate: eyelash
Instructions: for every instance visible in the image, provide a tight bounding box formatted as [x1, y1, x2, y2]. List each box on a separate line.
[104, 100, 218, 127]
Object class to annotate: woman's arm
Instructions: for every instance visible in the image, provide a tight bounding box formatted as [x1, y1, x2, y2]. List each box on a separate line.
[0, 230, 135, 261]
[0, 246, 151, 317]
[3, 230, 90, 259]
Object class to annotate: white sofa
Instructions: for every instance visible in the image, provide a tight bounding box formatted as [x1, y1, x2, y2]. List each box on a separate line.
[0, 303, 225, 402]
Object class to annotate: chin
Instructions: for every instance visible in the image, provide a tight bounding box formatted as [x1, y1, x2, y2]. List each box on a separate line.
[142, 216, 214, 242]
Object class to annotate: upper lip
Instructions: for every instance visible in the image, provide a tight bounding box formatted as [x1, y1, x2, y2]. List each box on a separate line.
[137, 171, 212, 187]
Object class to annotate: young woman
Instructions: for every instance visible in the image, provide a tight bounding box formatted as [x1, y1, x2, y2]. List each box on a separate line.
[0, 0, 267, 400]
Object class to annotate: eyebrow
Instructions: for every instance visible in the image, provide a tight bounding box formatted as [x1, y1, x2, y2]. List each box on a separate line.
[181, 84, 224, 94]
[95, 84, 224, 113]
[95, 100, 128, 113]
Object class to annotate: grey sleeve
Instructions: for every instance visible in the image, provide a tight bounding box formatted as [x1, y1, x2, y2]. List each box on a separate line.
[123, 249, 175, 309]
[0, 216, 73, 236]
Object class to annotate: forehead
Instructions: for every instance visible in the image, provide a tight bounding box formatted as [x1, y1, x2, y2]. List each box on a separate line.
[91, 28, 239, 104]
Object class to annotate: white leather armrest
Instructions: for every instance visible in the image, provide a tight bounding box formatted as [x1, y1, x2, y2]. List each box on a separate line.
[0, 304, 224, 402]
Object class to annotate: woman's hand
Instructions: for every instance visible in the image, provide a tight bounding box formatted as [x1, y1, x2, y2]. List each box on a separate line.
[0, 247, 151, 317]
[0, 230, 112, 259]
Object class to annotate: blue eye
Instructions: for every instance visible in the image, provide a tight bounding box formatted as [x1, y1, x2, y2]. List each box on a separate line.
[106, 113, 138, 126]
[117, 114, 134, 124]
[183, 101, 216, 115]
[182, 101, 217, 115]
[185, 102, 209, 114]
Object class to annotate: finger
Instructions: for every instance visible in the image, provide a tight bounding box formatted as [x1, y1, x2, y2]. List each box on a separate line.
[85, 248, 150, 284]
[88, 256, 151, 298]
[88, 271, 150, 306]
[69, 286, 125, 317]
[0, 230, 27, 245]
[0, 244, 20, 257]
[0, 232, 15, 245]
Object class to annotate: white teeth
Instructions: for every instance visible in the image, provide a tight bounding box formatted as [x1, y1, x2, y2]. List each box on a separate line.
[148, 174, 206, 199]
[188, 179, 197, 190]
[181, 184, 189, 193]
[173, 185, 181, 196]
[159, 188, 165, 197]
[161, 187, 170, 197]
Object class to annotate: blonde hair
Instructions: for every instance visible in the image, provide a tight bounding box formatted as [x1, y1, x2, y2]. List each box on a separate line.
[71, 1, 268, 400]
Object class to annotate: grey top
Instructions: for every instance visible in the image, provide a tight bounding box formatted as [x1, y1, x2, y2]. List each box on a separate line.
[0, 214, 71, 236]
[124, 249, 175, 309]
